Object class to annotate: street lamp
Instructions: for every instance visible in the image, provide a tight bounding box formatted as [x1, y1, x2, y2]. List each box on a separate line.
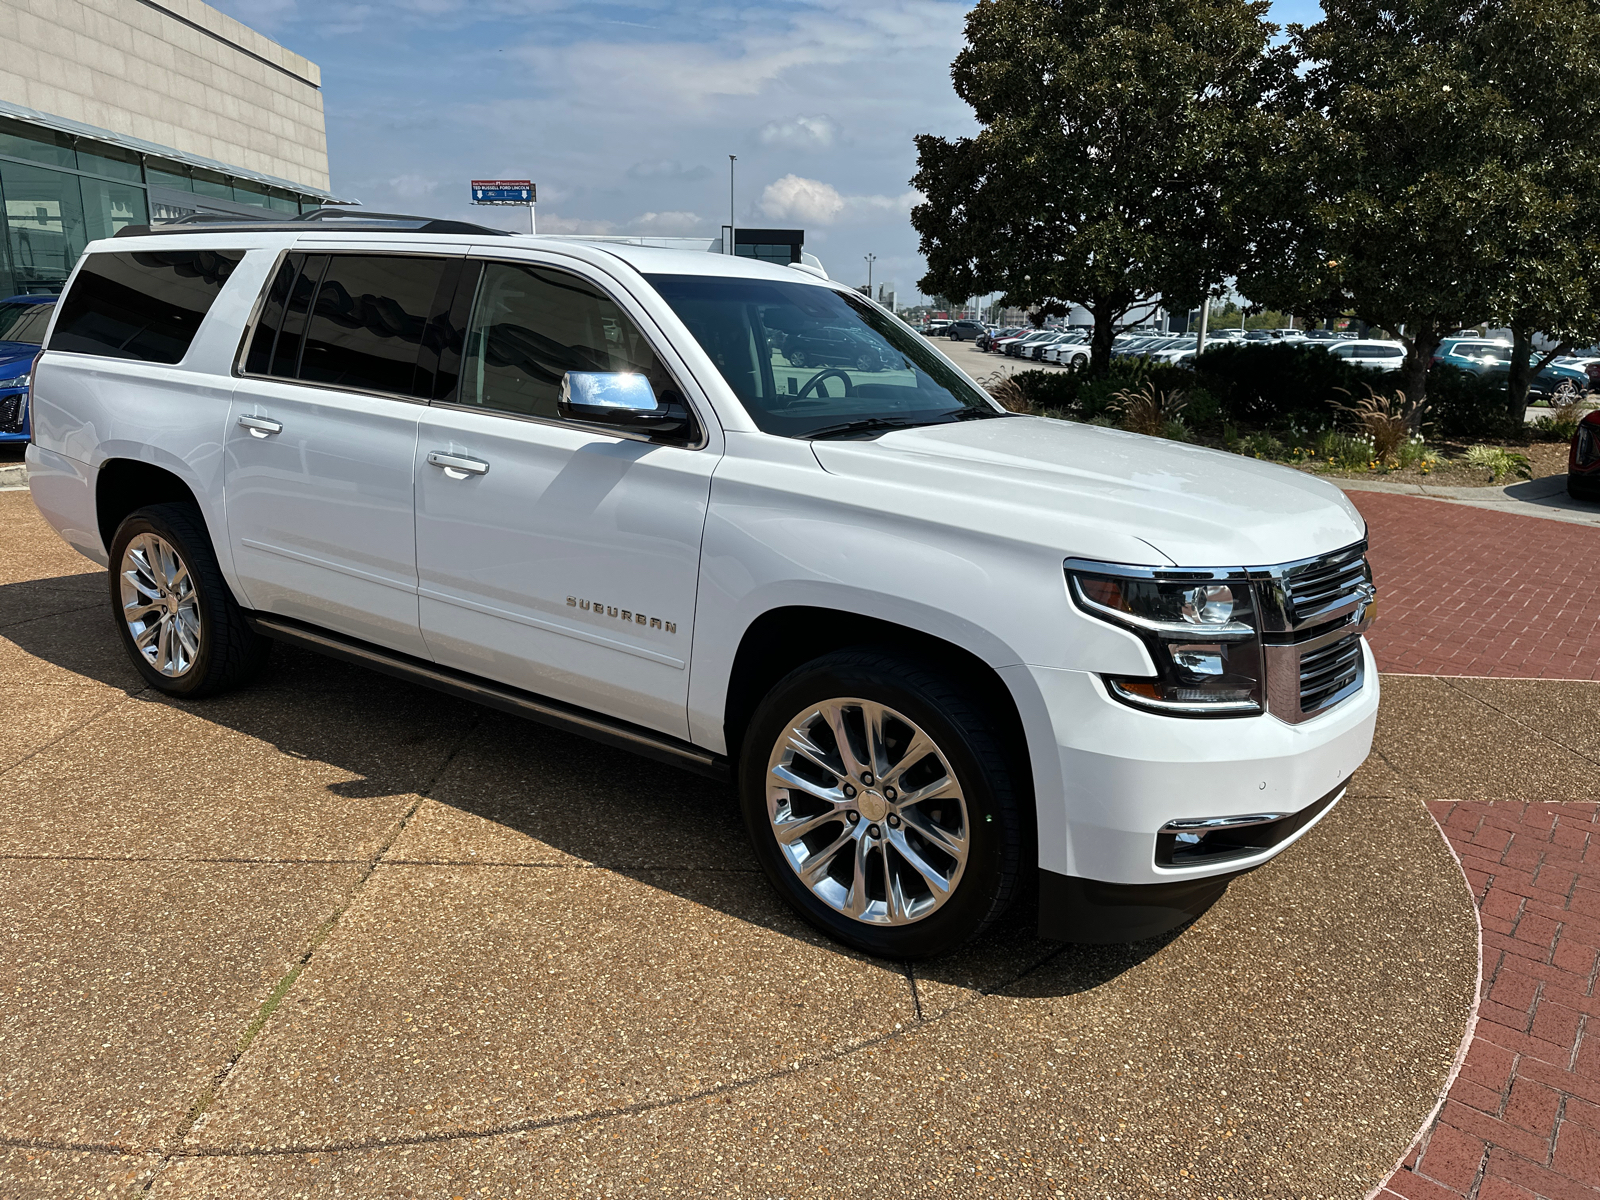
[864, 253, 876, 296]
[728, 155, 737, 256]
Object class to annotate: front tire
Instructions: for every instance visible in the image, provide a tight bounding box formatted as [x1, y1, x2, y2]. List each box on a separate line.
[109, 503, 270, 697]
[739, 650, 1022, 959]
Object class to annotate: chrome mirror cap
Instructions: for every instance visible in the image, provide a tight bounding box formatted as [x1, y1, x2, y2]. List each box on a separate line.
[557, 371, 689, 436]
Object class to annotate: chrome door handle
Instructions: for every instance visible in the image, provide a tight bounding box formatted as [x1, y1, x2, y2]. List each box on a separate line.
[237, 415, 283, 438]
[427, 451, 490, 479]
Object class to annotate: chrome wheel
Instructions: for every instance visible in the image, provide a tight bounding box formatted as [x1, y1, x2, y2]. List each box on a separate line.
[766, 698, 969, 926]
[119, 532, 200, 678]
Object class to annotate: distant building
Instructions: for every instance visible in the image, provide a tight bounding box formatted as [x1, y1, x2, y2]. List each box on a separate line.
[0, 0, 348, 294]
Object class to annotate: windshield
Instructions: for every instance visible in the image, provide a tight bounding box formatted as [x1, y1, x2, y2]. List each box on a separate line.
[0, 301, 52, 345]
[645, 274, 1000, 437]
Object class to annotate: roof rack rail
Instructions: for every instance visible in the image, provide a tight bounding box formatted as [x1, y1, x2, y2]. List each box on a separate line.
[112, 208, 512, 239]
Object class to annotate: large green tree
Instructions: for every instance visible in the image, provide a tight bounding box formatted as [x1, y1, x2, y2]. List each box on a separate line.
[1474, 0, 1600, 418]
[1240, 0, 1600, 418]
[911, 0, 1279, 375]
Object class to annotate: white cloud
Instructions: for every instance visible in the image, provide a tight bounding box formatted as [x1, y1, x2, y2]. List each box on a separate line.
[626, 210, 707, 235]
[533, 212, 615, 235]
[759, 115, 837, 150]
[760, 175, 846, 224]
[627, 160, 713, 183]
[760, 175, 923, 225]
[386, 173, 441, 200]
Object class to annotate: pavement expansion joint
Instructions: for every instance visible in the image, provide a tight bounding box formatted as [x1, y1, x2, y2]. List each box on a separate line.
[1437, 676, 1600, 770]
[0, 686, 145, 779]
[172, 940, 1075, 1159]
[131, 715, 487, 1193]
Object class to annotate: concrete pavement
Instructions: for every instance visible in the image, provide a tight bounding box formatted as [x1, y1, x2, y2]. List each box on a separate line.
[0, 489, 1487, 1197]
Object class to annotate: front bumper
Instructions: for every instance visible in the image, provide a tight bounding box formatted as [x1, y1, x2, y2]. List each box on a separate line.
[1022, 641, 1379, 941]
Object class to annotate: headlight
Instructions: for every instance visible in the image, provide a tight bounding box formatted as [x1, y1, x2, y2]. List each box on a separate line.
[1066, 561, 1263, 716]
[7, 373, 27, 390]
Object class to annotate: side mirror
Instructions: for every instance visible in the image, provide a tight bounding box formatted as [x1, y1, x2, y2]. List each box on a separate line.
[558, 371, 691, 437]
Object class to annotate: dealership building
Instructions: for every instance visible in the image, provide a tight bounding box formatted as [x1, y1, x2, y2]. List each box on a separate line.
[0, 0, 345, 296]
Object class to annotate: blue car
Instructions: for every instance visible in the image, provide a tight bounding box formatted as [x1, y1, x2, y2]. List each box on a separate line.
[0, 295, 54, 445]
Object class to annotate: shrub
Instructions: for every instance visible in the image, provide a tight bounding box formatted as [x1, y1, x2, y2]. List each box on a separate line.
[990, 367, 1085, 413]
[1461, 445, 1531, 483]
[1333, 388, 1417, 463]
[1530, 399, 1587, 442]
[1313, 428, 1378, 470]
[982, 372, 1034, 413]
[1424, 364, 1518, 441]
[1114, 381, 1190, 438]
[1191, 343, 1396, 426]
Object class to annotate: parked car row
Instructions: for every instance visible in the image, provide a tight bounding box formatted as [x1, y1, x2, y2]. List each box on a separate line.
[1433, 338, 1591, 401]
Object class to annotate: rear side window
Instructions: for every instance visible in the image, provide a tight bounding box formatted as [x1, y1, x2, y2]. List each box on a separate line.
[49, 250, 243, 364]
[242, 253, 450, 397]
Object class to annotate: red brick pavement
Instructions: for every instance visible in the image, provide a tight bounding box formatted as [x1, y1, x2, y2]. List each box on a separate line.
[1374, 802, 1600, 1200]
[1349, 492, 1600, 680]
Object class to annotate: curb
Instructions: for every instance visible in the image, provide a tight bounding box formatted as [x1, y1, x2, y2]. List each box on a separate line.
[1334, 474, 1600, 530]
[0, 463, 26, 491]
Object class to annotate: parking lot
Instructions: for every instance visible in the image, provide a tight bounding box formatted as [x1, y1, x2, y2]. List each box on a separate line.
[3, 480, 1597, 1199]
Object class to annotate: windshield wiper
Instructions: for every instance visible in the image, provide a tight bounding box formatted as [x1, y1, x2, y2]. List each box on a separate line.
[942, 406, 1007, 420]
[804, 417, 919, 440]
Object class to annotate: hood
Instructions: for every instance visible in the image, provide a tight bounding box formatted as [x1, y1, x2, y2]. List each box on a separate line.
[809, 415, 1366, 567]
[0, 341, 38, 376]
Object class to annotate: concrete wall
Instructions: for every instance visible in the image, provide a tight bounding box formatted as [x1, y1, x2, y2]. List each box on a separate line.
[0, 0, 328, 192]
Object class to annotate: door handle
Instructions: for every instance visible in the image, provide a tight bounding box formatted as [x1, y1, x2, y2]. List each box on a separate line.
[238, 415, 283, 438]
[427, 451, 490, 479]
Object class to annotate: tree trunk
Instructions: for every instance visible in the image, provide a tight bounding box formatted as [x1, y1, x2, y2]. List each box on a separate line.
[1506, 324, 1535, 425]
[1399, 321, 1441, 432]
[1090, 310, 1116, 376]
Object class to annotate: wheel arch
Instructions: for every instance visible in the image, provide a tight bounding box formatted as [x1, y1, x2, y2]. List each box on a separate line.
[722, 604, 1036, 831]
[95, 457, 203, 554]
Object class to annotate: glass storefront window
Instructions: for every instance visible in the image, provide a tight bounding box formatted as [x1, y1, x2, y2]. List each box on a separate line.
[0, 161, 88, 292]
[0, 116, 75, 169]
[191, 168, 233, 201]
[81, 176, 149, 241]
[232, 180, 274, 209]
[147, 164, 194, 192]
[76, 143, 143, 183]
[266, 190, 299, 215]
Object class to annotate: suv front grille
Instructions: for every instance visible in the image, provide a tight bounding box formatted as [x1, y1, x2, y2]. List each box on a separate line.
[1258, 541, 1374, 724]
[1281, 542, 1370, 628]
[1298, 629, 1364, 716]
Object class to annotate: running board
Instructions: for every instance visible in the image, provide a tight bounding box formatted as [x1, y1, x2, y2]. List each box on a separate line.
[245, 613, 730, 781]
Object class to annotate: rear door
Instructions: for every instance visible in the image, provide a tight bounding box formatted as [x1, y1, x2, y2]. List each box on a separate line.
[224, 249, 460, 657]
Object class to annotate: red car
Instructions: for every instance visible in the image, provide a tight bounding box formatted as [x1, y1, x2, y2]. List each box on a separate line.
[1569, 409, 1600, 500]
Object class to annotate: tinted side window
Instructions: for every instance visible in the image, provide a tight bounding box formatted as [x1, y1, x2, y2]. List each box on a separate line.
[457, 261, 675, 420]
[298, 255, 447, 395]
[49, 250, 243, 364]
[243, 253, 302, 376]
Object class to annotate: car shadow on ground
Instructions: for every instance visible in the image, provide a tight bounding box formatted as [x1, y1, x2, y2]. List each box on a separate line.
[0, 570, 1188, 999]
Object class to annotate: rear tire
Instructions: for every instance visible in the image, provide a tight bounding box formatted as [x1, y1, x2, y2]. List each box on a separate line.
[108, 503, 270, 697]
[739, 649, 1022, 959]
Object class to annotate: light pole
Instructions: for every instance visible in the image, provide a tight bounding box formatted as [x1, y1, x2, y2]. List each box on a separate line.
[864, 253, 876, 297]
[728, 155, 736, 256]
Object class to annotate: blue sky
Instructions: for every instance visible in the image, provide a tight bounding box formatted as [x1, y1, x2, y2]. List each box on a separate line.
[214, 0, 1325, 301]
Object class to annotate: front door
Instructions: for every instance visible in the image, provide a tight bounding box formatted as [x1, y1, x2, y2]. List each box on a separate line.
[225, 250, 455, 657]
[414, 256, 717, 739]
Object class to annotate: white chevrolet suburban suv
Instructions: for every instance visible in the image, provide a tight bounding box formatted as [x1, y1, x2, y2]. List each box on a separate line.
[25, 213, 1378, 959]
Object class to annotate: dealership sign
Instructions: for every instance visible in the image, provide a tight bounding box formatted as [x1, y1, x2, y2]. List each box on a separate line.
[471, 180, 535, 205]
